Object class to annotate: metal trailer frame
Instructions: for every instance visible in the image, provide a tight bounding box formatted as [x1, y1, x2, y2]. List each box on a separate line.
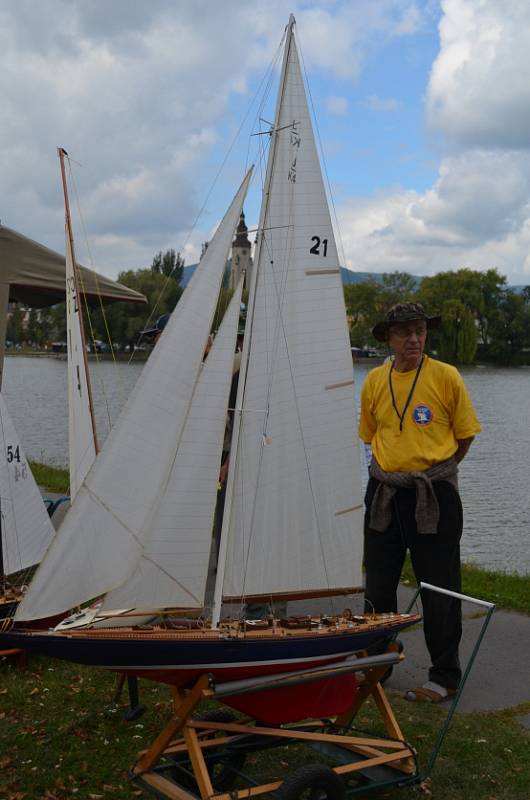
[130, 583, 495, 800]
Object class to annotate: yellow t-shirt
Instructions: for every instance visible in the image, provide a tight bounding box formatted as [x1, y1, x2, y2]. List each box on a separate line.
[358, 355, 481, 472]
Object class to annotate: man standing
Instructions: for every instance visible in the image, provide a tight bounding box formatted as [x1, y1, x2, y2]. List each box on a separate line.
[359, 302, 481, 703]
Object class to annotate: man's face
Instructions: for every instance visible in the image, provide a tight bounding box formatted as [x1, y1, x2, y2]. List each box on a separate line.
[387, 320, 427, 365]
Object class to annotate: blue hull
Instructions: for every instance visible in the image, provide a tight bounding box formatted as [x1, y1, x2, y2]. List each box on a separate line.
[0, 616, 417, 687]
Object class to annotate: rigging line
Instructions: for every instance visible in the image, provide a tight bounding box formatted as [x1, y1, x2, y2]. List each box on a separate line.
[255, 66, 338, 606]
[235, 36, 296, 603]
[298, 37, 349, 279]
[130, 39, 285, 365]
[244, 42, 282, 175]
[237, 146, 299, 604]
[66, 158, 116, 433]
[110, 279, 245, 611]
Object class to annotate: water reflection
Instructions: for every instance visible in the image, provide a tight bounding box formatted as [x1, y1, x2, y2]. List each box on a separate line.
[3, 356, 530, 576]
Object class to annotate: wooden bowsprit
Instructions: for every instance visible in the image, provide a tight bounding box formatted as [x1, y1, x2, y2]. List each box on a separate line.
[130, 646, 418, 800]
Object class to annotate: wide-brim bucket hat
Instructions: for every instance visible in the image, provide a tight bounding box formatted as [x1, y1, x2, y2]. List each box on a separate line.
[372, 302, 441, 342]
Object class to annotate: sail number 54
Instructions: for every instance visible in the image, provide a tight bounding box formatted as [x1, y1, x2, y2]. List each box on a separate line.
[310, 236, 328, 256]
[7, 445, 21, 463]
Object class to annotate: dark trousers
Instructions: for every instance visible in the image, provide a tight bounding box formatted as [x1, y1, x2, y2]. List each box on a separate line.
[364, 477, 463, 690]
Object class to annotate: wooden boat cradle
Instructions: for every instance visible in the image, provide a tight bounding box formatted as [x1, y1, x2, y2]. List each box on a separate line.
[131, 642, 418, 800]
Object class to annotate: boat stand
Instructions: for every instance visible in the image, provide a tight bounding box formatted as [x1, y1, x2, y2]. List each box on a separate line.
[130, 646, 418, 800]
[130, 585, 495, 800]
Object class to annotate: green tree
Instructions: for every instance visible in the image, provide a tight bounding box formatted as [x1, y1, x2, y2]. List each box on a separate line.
[343, 281, 382, 346]
[151, 249, 185, 282]
[378, 271, 417, 309]
[88, 268, 183, 348]
[437, 300, 477, 364]
[6, 306, 24, 344]
[486, 289, 530, 363]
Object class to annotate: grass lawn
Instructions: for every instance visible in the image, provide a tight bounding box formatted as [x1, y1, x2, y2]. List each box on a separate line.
[29, 461, 69, 495]
[0, 656, 529, 800]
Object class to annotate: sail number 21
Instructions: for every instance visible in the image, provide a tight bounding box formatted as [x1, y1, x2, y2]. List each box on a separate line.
[310, 236, 328, 256]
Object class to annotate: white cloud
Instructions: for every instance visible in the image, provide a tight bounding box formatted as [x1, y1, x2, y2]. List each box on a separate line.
[338, 150, 530, 285]
[0, 0, 424, 277]
[427, 0, 530, 149]
[367, 95, 401, 112]
[326, 96, 349, 115]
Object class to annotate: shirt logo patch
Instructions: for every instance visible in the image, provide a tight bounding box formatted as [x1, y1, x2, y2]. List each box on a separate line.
[412, 403, 433, 427]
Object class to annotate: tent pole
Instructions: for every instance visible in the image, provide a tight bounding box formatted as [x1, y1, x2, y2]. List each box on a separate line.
[0, 283, 10, 390]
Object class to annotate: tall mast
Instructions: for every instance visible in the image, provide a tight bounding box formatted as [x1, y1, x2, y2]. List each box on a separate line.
[57, 148, 99, 458]
[211, 16, 296, 627]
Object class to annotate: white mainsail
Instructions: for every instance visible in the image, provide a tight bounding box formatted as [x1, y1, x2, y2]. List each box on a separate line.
[102, 279, 244, 611]
[16, 168, 252, 621]
[0, 393, 55, 577]
[219, 21, 363, 603]
[65, 229, 97, 499]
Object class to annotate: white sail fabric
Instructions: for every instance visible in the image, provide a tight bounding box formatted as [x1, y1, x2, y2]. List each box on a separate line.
[65, 229, 97, 499]
[221, 28, 363, 600]
[102, 280, 243, 611]
[0, 393, 55, 576]
[16, 169, 252, 621]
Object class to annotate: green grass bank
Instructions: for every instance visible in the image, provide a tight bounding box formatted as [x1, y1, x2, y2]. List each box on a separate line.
[0, 657, 529, 800]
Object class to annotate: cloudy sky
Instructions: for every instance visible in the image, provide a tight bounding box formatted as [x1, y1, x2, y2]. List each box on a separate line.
[2, 0, 530, 285]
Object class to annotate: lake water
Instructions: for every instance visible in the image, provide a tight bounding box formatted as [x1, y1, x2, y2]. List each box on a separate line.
[3, 355, 530, 576]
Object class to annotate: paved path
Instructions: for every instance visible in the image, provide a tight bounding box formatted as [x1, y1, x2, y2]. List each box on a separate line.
[387, 586, 530, 716]
[285, 584, 530, 718]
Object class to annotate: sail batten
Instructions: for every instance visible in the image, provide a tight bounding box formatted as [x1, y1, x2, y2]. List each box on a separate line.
[16, 169, 252, 622]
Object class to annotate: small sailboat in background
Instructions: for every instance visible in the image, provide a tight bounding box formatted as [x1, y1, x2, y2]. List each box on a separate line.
[0, 398, 55, 620]
[0, 17, 418, 712]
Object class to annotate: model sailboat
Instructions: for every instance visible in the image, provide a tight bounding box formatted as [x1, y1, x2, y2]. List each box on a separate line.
[0, 397, 56, 619]
[1, 17, 418, 688]
[0, 150, 98, 624]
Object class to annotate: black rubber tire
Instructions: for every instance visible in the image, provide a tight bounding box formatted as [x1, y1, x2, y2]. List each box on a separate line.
[278, 764, 346, 800]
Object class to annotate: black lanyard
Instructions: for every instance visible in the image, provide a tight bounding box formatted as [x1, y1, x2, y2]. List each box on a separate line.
[388, 357, 424, 432]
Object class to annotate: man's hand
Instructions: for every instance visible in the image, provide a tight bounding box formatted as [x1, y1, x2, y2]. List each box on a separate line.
[455, 436, 474, 463]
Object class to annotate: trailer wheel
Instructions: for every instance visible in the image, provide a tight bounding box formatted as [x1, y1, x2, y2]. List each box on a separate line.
[278, 764, 345, 800]
[188, 708, 246, 790]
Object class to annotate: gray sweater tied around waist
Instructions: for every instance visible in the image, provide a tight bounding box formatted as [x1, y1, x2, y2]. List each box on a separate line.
[368, 457, 459, 535]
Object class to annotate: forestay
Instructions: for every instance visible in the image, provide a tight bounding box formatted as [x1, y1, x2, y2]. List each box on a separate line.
[102, 279, 244, 611]
[0, 393, 55, 576]
[16, 169, 252, 621]
[220, 23, 363, 602]
[65, 230, 97, 499]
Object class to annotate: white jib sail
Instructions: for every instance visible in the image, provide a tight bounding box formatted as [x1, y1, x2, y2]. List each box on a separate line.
[102, 278, 244, 611]
[65, 228, 97, 500]
[221, 24, 363, 601]
[16, 168, 252, 621]
[0, 393, 55, 576]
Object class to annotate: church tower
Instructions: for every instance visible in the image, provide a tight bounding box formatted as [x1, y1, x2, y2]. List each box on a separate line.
[230, 211, 252, 290]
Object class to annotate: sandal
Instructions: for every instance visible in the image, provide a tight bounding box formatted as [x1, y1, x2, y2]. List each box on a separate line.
[405, 681, 457, 703]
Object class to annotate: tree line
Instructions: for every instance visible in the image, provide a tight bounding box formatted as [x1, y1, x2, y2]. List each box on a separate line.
[6, 257, 530, 365]
[6, 246, 235, 353]
[345, 268, 530, 365]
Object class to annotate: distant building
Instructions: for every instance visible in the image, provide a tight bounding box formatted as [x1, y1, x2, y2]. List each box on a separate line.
[230, 211, 252, 290]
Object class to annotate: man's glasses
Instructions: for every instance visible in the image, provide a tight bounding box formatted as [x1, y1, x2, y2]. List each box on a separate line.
[389, 325, 427, 339]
